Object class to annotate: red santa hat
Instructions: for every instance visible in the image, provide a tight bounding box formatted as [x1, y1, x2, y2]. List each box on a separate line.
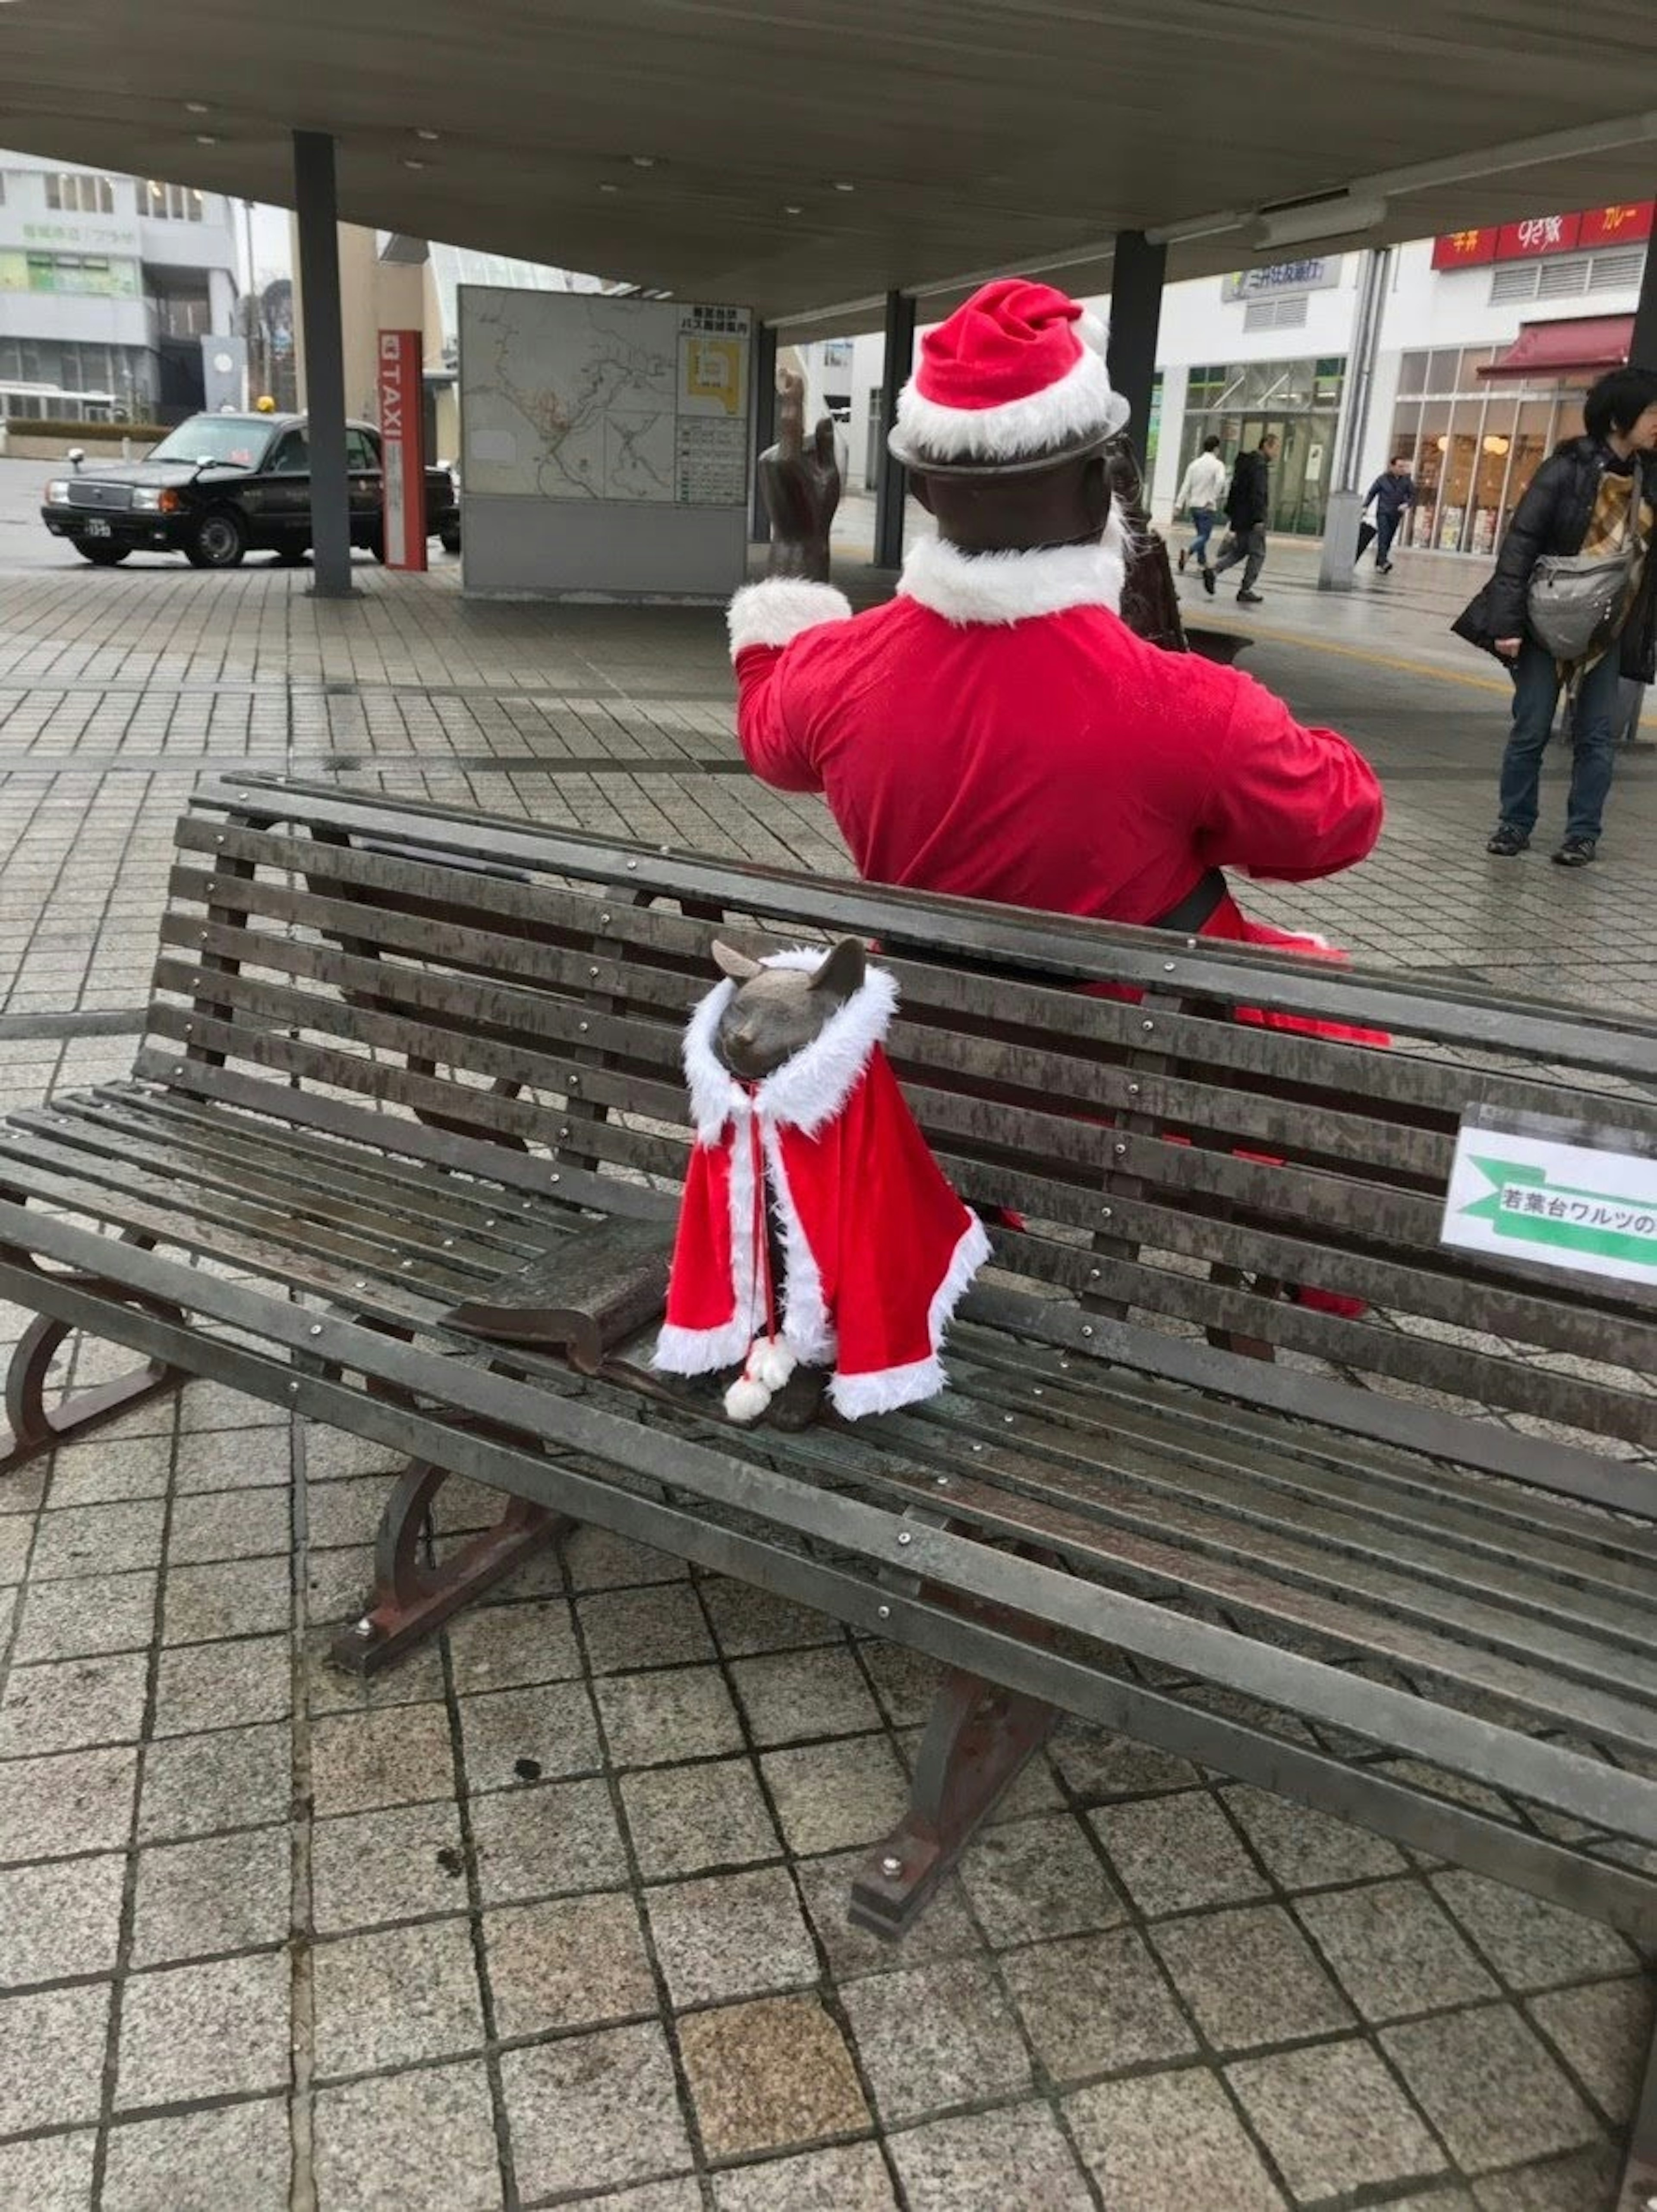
[888, 277, 1130, 474]
[652, 949, 991, 1421]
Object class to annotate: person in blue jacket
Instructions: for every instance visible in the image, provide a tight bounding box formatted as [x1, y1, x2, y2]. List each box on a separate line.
[1359, 456, 1416, 573]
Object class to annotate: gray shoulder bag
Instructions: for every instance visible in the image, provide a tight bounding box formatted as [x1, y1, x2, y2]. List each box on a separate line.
[1526, 477, 1644, 664]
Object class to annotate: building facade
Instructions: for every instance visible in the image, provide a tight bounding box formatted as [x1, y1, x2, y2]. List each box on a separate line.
[0, 154, 240, 423]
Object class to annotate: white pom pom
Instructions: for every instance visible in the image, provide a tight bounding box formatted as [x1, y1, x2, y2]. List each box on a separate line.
[723, 1376, 772, 1424]
[755, 1338, 797, 1390]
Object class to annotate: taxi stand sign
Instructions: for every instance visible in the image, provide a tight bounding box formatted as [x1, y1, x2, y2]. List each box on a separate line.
[1441, 1107, 1657, 1287]
[378, 329, 427, 573]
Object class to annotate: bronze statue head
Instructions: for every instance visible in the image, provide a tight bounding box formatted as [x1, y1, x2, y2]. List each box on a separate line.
[709, 938, 868, 1081]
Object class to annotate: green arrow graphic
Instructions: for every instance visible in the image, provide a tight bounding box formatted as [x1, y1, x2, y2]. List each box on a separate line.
[1459, 1156, 1657, 1270]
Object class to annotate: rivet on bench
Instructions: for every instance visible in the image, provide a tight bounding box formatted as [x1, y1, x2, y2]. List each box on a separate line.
[880, 1854, 903, 1877]
[1142, 1019, 1155, 1033]
[442, 1238, 454, 1248]
[550, 1174, 560, 1184]
[287, 1380, 299, 1394]
[1089, 1268, 1101, 1280]
[1099, 1206, 1112, 1219]
[600, 913, 611, 924]
[402, 1260, 414, 1269]
[354, 1280, 367, 1290]
[173, 1064, 186, 1076]
[1082, 1326, 1095, 1339]
[935, 1473, 949, 1485]
[1184, 936, 1198, 948]
[898, 1531, 913, 1545]
[579, 1022, 589, 1033]
[1033, 1386, 1043, 1396]
[484, 1218, 497, 1228]
[877, 1604, 891, 1620]
[309, 1324, 323, 1337]
[1127, 1084, 1140, 1097]
[1003, 1414, 1014, 1424]
[1163, 961, 1176, 972]
[521, 1201, 532, 1211]
[626, 860, 637, 870]
[1114, 1143, 1127, 1157]
[589, 966, 600, 978]
[351, 1617, 374, 1639]
[970, 1443, 983, 1454]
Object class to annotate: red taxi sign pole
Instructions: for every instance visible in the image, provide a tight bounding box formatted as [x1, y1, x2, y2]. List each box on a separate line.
[378, 330, 428, 573]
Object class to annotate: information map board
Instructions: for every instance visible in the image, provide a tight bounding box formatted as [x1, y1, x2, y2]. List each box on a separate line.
[458, 287, 753, 599]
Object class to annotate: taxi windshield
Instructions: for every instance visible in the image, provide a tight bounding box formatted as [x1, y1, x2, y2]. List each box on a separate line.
[147, 417, 273, 469]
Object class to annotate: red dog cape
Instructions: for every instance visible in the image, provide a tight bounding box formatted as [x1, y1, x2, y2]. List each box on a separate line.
[652, 949, 991, 1420]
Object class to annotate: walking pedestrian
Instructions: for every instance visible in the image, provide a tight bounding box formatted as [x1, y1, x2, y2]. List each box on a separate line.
[1452, 365, 1657, 867]
[1359, 455, 1416, 573]
[1174, 435, 1227, 577]
[1206, 432, 1276, 605]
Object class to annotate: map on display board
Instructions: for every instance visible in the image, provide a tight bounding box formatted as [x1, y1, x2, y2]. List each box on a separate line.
[460, 288, 751, 506]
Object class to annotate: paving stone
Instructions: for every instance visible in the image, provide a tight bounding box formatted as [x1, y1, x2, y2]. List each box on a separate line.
[595, 1661, 746, 1768]
[761, 1735, 910, 1856]
[794, 1847, 983, 1981]
[102, 2096, 291, 2212]
[1383, 2006, 1602, 2174]
[576, 1582, 716, 1673]
[0, 1741, 138, 1860]
[0, 2131, 98, 2212]
[162, 1554, 291, 1643]
[46, 1431, 172, 1506]
[621, 1755, 782, 1878]
[1049, 1722, 1202, 1802]
[182, 1384, 288, 1435]
[304, 1541, 380, 1624]
[313, 2061, 502, 2212]
[647, 1863, 819, 2008]
[301, 1631, 447, 1716]
[0, 1980, 112, 2129]
[700, 1575, 838, 1655]
[1222, 1782, 1409, 1887]
[1471, 2143, 1622, 2212]
[564, 2185, 702, 2212]
[713, 2143, 898, 2212]
[486, 1889, 656, 2036]
[956, 1809, 1125, 1946]
[131, 1823, 291, 1964]
[501, 2020, 693, 2200]
[167, 1484, 291, 1565]
[857, 1640, 943, 1728]
[0, 1646, 148, 1755]
[1002, 1925, 1199, 2084]
[309, 1701, 455, 1816]
[13, 1565, 157, 1659]
[1430, 1871, 1638, 1991]
[312, 1797, 467, 1932]
[29, 1497, 165, 1579]
[1066, 2066, 1287, 2212]
[312, 1917, 482, 2077]
[115, 1950, 289, 2108]
[889, 2102, 1094, 2212]
[841, 1957, 1031, 2124]
[470, 1772, 628, 1904]
[561, 1524, 693, 1591]
[305, 1473, 393, 1551]
[174, 1423, 292, 1491]
[1151, 1902, 1355, 2052]
[1528, 1976, 1653, 2126]
[0, 1850, 126, 1985]
[678, 1992, 870, 2156]
[1297, 1878, 1499, 2021]
[1089, 1790, 1270, 1916]
[302, 1423, 400, 1478]
[1229, 2037, 1449, 2199]
[139, 1718, 291, 1840]
[457, 1679, 601, 1792]
[152, 1632, 290, 1734]
[446, 1593, 581, 1691]
[0, 1510, 35, 1580]
[730, 1645, 885, 1744]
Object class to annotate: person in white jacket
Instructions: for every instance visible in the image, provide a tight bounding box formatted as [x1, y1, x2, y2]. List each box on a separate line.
[1174, 435, 1228, 575]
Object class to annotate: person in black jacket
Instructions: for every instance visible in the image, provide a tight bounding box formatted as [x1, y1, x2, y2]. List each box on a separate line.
[1206, 432, 1276, 604]
[1452, 366, 1657, 865]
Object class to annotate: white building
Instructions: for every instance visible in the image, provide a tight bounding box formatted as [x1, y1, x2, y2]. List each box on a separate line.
[0, 155, 240, 424]
[800, 200, 1652, 560]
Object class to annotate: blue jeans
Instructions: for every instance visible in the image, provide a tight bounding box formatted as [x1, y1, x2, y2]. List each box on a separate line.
[1187, 506, 1216, 565]
[1496, 640, 1623, 843]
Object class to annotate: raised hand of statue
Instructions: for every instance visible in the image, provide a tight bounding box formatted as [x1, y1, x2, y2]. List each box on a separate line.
[1105, 435, 1188, 655]
[758, 369, 842, 583]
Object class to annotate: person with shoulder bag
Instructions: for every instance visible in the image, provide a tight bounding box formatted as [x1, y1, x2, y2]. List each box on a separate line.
[1452, 365, 1657, 866]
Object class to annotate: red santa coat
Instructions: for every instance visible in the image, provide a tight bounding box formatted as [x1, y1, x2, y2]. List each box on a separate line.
[725, 529, 1383, 954]
[653, 952, 990, 1420]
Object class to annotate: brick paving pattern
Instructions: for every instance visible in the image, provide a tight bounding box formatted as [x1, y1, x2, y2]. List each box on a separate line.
[1, 506, 1654, 2207]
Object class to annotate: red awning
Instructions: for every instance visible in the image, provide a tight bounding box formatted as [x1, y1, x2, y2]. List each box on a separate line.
[1478, 315, 1634, 380]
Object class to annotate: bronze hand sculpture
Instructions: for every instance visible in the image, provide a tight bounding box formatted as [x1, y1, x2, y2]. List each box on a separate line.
[756, 369, 842, 583]
[1106, 437, 1188, 654]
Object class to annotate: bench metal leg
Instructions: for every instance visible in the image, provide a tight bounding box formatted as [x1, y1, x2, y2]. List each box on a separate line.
[330, 1458, 568, 1675]
[850, 1664, 1058, 1939]
[1, 1268, 184, 1474]
[1617, 1989, 1657, 2211]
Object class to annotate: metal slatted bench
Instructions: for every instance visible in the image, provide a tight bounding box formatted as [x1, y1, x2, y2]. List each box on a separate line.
[3, 772, 1657, 2205]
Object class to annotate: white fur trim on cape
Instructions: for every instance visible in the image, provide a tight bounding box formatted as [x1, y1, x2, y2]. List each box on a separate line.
[680, 948, 898, 1144]
[898, 517, 1128, 627]
[727, 578, 853, 659]
[828, 1212, 992, 1420]
[893, 343, 1130, 468]
[651, 1096, 763, 1376]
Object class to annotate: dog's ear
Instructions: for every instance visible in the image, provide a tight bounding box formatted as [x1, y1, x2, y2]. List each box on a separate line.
[712, 939, 762, 981]
[809, 937, 867, 1002]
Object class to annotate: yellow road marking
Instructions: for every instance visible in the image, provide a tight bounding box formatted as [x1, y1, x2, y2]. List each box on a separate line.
[1200, 622, 1511, 696]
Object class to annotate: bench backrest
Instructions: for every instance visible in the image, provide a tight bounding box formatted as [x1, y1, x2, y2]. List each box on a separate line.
[146, 775, 1657, 1511]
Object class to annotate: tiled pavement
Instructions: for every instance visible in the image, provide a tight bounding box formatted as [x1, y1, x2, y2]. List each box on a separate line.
[1, 501, 1654, 2209]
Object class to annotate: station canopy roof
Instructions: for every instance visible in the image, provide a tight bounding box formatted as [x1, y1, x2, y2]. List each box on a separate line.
[2, 0, 1656, 340]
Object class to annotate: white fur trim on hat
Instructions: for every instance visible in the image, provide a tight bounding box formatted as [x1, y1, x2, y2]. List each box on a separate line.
[893, 344, 1130, 469]
[898, 514, 1129, 627]
[727, 578, 853, 659]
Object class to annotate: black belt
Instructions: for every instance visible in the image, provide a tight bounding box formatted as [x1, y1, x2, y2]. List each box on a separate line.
[1150, 867, 1227, 934]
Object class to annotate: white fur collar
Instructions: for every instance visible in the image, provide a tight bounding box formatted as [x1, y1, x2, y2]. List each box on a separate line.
[897, 515, 1128, 626]
[682, 948, 899, 1143]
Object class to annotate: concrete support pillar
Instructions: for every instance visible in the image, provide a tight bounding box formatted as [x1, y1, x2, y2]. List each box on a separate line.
[293, 129, 354, 600]
[1632, 225, 1657, 370]
[1319, 247, 1392, 593]
[873, 289, 916, 570]
[1106, 231, 1166, 461]
[750, 323, 778, 544]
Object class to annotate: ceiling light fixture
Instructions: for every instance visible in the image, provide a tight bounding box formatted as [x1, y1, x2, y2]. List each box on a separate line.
[185, 101, 210, 116]
[1252, 190, 1386, 250]
[784, 204, 803, 215]
[415, 129, 440, 143]
[195, 134, 218, 146]
[403, 157, 428, 171]
[832, 180, 855, 193]
[630, 154, 658, 169]
[599, 182, 621, 194]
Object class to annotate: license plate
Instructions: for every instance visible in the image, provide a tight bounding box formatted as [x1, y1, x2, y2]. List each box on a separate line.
[84, 518, 111, 539]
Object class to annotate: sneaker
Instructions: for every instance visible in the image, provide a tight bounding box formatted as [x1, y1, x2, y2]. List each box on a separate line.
[1237, 591, 1264, 605]
[1377, 560, 1393, 574]
[1486, 824, 1529, 856]
[1177, 548, 1188, 573]
[1202, 567, 1216, 597]
[1552, 837, 1597, 867]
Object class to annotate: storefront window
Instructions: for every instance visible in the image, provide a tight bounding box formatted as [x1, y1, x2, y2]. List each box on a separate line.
[1470, 397, 1516, 555]
[1388, 351, 1602, 555]
[1396, 351, 1428, 397]
[1178, 355, 1346, 534]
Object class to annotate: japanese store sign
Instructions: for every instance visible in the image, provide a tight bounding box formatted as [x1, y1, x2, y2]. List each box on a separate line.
[1432, 204, 1653, 271]
[1221, 258, 1341, 301]
[1441, 1110, 1657, 1286]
